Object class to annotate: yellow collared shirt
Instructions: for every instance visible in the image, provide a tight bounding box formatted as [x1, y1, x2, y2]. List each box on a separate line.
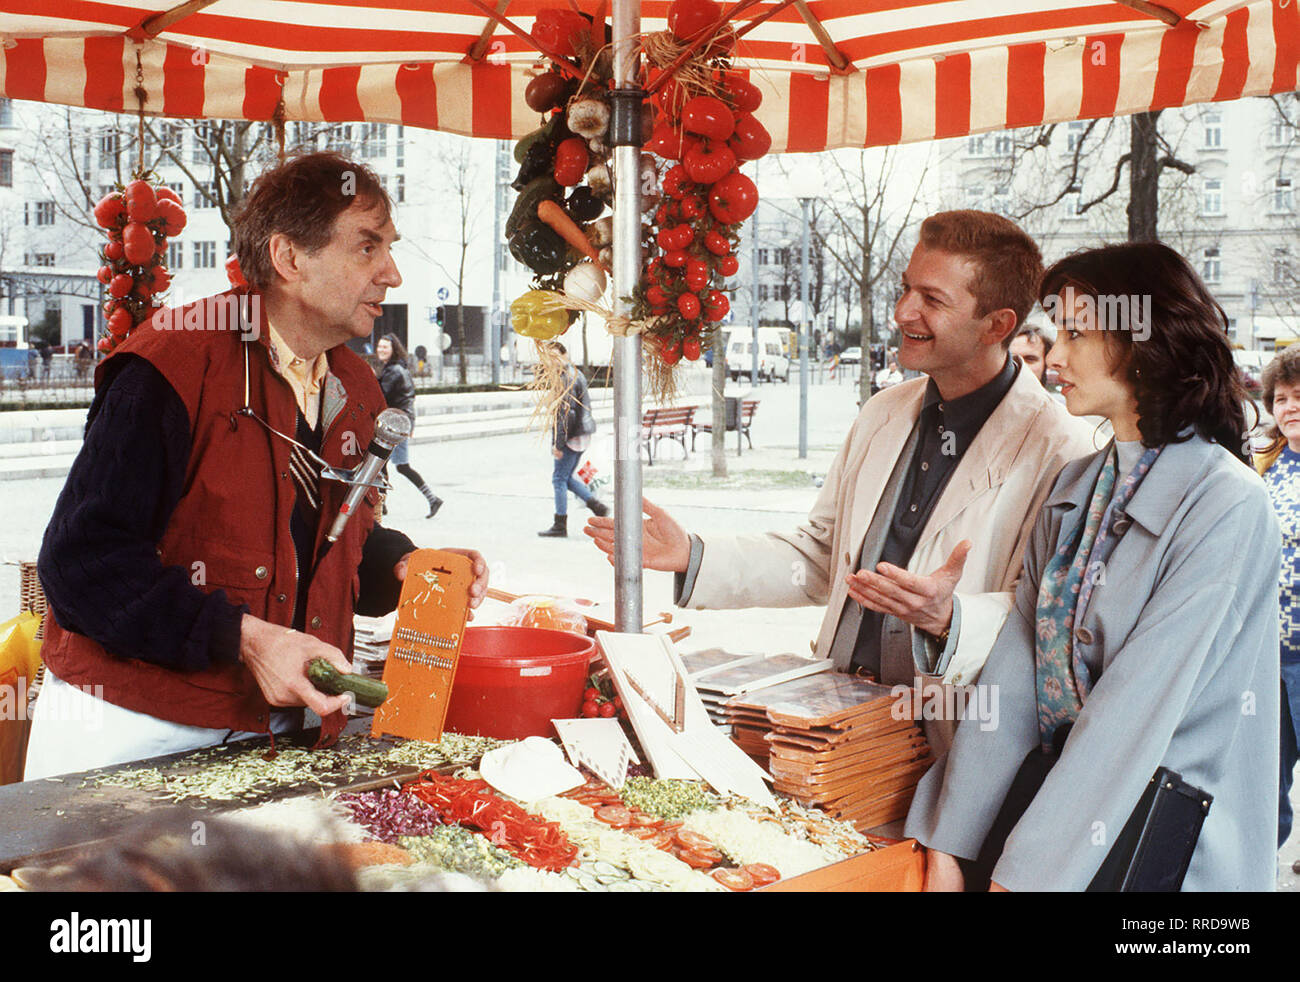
[265, 323, 329, 430]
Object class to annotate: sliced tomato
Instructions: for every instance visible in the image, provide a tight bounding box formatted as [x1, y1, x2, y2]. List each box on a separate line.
[676, 849, 717, 870]
[674, 829, 716, 853]
[713, 867, 754, 891]
[630, 812, 661, 827]
[743, 863, 781, 886]
[595, 805, 632, 827]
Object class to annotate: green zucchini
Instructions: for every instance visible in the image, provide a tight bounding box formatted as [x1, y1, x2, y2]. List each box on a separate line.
[308, 658, 388, 708]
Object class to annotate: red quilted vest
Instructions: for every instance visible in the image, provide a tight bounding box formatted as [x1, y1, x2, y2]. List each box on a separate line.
[41, 291, 381, 733]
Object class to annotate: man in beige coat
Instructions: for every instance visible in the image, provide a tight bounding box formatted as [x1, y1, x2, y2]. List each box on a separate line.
[587, 212, 1093, 720]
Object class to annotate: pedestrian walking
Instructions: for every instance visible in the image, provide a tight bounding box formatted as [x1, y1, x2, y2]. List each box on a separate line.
[375, 332, 442, 518]
[539, 342, 606, 538]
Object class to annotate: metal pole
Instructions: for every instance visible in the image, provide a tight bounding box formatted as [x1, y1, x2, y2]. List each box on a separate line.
[611, 0, 642, 633]
[751, 191, 759, 385]
[490, 140, 506, 386]
[799, 197, 810, 458]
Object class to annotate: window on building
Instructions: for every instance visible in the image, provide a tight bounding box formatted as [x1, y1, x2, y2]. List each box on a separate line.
[758, 248, 768, 265]
[1273, 115, 1294, 147]
[34, 201, 55, 226]
[1202, 246, 1221, 283]
[193, 181, 217, 210]
[1274, 177, 1294, 213]
[1276, 247, 1292, 286]
[168, 241, 184, 269]
[1064, 189, 1085, 218]
[396, 126, 405, 168]
[1202, 109, 1222, 149]
[33, 253, 55, 267]
[0, 149, 11, 187]
[1202, 178, 1223, 215]
[82, 136, 92, 174]
[192, 121, 214, 164]
[359, 123, 387, 159]
[193, 241, 217, 269]
[162, 123, 184, 154]
[993, 133, 1013, 156]
[99, 130, 119, 169]
[992, 185, 1011, 213]
[395, 173, 405, 204]
[967, 133, 987, 156]
[780, 284, 791, 301]
[1066, 120, 1087, 153]
[759, 284, 769, 301]
[966, 185, 985, 208]
[0, 99, 11, 128]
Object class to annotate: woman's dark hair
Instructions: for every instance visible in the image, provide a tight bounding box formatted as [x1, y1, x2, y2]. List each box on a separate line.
[1039, 242, 1248, 461]
[378, 332, 410, 367]
[233, 151, 391, 292]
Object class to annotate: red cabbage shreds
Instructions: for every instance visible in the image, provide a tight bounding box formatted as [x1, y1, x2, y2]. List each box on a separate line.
[338, 789, 445, 843]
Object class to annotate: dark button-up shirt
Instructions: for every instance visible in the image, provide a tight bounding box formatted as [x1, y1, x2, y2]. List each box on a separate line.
[852, 356, 1019, 672]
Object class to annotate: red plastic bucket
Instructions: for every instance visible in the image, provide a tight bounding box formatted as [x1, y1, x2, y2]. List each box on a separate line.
[444, 626, 596, 740]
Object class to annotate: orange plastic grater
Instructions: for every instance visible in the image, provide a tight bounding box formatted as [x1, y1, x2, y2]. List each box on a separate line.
[369, 549, 474, 743]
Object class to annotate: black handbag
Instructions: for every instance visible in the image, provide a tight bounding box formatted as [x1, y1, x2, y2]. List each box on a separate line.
[965, 724, 1212, 892]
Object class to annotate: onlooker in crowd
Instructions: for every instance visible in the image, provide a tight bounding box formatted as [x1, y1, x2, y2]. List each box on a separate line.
[1010, 324, 1048, 385]
[587, 211, 1093, 757]
[908, 242, 1281, 891]
[1256, 345, 1300, 848]
[874, 356, 903, 390]
[375, 332, 442, 518]
[539, 342, 606, 537]
[73, 339, 94, 381]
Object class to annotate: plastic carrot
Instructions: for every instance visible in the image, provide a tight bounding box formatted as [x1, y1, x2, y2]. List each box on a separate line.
[537, 198, 610, 273]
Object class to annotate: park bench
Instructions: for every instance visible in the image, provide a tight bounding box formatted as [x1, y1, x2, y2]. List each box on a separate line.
[691, 398, 758, 455]
[640, 405, 696, 464]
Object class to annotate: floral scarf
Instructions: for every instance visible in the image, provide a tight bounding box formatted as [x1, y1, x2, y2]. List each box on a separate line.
[1034, 443, 1161, 750]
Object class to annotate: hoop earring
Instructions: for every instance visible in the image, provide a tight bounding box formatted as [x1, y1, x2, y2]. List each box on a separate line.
[1092, 417, 1111, 451]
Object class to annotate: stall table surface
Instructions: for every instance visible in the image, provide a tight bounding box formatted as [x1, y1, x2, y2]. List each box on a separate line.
[0, 720, 923, 890]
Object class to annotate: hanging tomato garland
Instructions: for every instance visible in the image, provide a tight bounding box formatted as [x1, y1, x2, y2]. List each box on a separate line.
[92, 177, 186, 354]
[635, 0, 770, 370]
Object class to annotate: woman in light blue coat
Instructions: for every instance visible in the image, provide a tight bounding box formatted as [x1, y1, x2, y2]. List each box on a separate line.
[906, 242, 1281, 891]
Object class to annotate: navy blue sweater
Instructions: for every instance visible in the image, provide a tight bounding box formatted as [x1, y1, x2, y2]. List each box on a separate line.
[38, 355, 415, 673]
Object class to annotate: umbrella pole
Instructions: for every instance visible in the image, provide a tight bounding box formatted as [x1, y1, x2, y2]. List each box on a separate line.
[610, 0, 643, 633]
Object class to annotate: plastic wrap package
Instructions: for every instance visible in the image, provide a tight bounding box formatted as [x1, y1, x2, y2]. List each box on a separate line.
[501, 596, 588, 636]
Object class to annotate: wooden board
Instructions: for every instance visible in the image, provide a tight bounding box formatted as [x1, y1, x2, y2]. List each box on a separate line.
[760, 839, 926, 892]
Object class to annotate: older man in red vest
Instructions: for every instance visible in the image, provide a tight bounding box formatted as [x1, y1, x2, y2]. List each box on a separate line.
[26, 152, 487, 779]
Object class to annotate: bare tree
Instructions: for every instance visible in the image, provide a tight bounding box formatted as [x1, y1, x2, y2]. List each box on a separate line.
[800, 147, 929, 401]
[423, 135, 487, 385]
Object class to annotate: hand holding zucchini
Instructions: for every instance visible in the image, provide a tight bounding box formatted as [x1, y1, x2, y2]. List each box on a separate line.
[308, 658, 389, 708]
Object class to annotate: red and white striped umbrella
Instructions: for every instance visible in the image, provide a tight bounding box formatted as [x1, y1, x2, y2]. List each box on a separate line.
[0, 1, 1295, 150]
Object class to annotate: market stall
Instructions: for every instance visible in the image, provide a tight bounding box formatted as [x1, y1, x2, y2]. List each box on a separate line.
[1, 1, 1296, 892]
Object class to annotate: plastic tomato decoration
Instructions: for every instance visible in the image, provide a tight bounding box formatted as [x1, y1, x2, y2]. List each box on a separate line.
[667, 0, 721, 41]
[123, 180, 157, 223]
[663, 249, 688, 268]
[721, 74, 763, 113]
[719, 254, 740, 276]
[683, 140, 736, 185]
[704, 231, 731, 256]
[681, 96, 735, 142]
[682, 336, 702, 361]
[677, 293, 701, 320]
[106, 308, 133, 338]
[122, 222, 155, 266]
[553, 137, 589, 187]
[108, 274, 133, 299]
[708, 172, 758, 224]
[704, 290, 731, 322]
[92, 194, 125, 230]
[660, 336, 683, 364]
[729, 112, 772, 162]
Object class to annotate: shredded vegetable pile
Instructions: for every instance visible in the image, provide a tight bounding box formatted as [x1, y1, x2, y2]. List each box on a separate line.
[398, 827, 524, 880]
[403, 770, 577, 872]
[82, 733, 510, 804]
[618, 776, 718, 819]
[337, 789, 445, 843]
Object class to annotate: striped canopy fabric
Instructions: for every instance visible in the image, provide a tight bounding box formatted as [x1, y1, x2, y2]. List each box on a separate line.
[0, 1, 1296, 152]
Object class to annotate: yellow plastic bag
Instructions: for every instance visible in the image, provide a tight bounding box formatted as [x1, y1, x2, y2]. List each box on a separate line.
[0, 611, 43, 785]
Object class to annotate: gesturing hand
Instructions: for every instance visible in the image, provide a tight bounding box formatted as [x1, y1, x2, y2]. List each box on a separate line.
[844, 540, 972, 638]
[583, 496, 692, 573]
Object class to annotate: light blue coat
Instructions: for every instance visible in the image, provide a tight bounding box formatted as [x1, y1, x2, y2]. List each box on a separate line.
[905, 435, 1282, 890]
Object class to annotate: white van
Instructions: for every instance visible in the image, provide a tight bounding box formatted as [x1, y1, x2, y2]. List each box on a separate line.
[725, 328, 791, 382]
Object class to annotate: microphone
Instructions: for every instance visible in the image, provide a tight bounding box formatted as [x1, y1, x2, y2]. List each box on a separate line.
[326, 408, 412, 543]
